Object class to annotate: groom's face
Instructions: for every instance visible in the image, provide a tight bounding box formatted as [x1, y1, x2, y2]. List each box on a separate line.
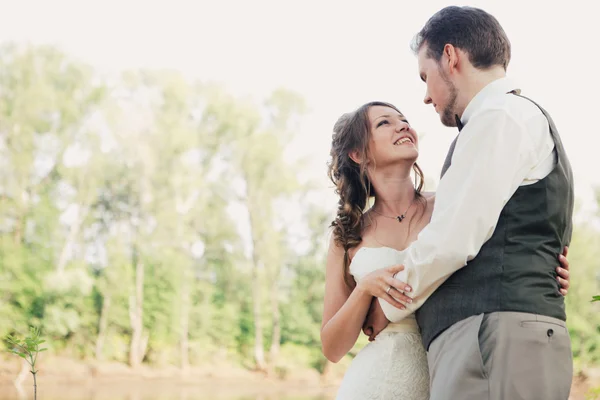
[417, 46, 458, 127]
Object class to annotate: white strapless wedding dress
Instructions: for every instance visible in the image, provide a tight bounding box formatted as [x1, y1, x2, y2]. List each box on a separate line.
[334, 247, 430, 400]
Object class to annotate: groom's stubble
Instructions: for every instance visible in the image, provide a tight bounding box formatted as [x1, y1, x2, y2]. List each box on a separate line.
[439, 67, 459, 128]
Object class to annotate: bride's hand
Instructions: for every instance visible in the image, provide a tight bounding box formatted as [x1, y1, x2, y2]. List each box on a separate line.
[363, 299, 390, 341]
[357, 264, 413, 309]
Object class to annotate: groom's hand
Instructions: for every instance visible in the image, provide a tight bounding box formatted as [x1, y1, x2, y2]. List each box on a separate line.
[363, 298, 390, 342]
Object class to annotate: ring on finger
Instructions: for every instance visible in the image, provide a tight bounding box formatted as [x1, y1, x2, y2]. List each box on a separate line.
[385, 285, 392, 294]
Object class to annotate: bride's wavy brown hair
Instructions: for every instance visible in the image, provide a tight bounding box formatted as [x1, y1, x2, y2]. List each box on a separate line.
[328, 101, 425, 287]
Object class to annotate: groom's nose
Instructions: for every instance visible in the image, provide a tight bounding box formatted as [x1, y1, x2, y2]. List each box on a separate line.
[424, 93, 432, 105]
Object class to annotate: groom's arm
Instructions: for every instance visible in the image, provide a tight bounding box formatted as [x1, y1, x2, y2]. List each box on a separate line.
[379, 107, 549, 321]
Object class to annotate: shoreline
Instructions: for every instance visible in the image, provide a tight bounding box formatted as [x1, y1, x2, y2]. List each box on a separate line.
[1, 356, 598, 400]
[0, 355, 340, 393]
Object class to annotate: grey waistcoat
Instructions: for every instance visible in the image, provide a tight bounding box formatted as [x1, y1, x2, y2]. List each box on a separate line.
[415, 93, 574, 350]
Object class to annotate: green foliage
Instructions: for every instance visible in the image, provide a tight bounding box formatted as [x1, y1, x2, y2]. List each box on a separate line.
[565, 222, 600, 369]
[0, 42, 598, 381]
[586, 386, 600, 400]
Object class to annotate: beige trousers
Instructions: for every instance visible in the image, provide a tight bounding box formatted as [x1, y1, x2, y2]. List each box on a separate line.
[427, 312, 573, 400]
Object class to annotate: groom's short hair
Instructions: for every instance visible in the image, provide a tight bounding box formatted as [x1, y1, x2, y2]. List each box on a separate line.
[411, 6, 511, 71]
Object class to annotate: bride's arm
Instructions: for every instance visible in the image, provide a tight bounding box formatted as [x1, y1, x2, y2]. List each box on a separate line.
[320, 235, 408, 363]
[320, 235, 372, 363]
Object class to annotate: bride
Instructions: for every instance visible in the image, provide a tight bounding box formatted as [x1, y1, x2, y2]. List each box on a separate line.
[320, 101, 572, 399]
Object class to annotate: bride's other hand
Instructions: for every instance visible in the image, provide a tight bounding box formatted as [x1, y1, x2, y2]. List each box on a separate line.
[356, 264, 413, 309]
[363, 298, 390, 341]
[557, 246, 570, 296]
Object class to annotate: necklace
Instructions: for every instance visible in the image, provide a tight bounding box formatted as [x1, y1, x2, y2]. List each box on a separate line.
[371, 200, 415, 223]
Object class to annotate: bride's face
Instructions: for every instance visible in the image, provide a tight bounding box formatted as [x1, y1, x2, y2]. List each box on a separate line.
[366, 106, 419, 167]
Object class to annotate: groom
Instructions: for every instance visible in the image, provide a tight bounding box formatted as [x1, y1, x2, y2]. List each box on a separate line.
[367, 6, 574, 400]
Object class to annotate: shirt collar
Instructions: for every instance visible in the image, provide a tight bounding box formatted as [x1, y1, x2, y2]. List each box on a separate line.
[460, 77, 521, 126]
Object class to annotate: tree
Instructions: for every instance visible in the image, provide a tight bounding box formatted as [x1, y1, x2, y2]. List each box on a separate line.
[0, 44, 106, 352]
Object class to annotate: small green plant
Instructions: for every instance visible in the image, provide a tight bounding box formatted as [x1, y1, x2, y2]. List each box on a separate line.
[6, 327, 47, 400]
[593, 295, 600, 302]
[586, 385, 600, 400]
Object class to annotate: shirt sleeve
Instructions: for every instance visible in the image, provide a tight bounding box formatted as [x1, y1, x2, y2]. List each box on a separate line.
[379, 107, 541, 321]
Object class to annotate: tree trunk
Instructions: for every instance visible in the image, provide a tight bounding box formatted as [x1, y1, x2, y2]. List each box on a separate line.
[13, 359, 28, 398]
[251, 256, 267, 371]
[180, 269, 190, 372]
[56, 206, 88, 273]
[13, 189, 29, 245]
[245, 180, 267, 372]
[13, 215, 24, 244]
[268, 277, 281, 365]
[129, 255, 145, 369]
[320, 359, 333, 384]
[95, 294, 111, 361]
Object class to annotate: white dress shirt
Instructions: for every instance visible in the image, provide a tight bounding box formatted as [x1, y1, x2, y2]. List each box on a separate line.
[380, 77, 556, 322]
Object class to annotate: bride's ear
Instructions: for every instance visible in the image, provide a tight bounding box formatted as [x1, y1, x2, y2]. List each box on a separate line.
[349, 149, 363, 165]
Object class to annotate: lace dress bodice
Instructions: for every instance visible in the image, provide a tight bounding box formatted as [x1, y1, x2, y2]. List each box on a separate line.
[334, 247, 430, 400]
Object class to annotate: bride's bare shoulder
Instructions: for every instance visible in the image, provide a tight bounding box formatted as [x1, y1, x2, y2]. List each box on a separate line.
[422, 191, 436, 218]
[423, 191, 436, 203]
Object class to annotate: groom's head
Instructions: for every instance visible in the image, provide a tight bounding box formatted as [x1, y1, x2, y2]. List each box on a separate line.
[411, 6, 511, 127]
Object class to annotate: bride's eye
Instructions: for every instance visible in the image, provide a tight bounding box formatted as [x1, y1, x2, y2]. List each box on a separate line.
[377, 120, 389, 128]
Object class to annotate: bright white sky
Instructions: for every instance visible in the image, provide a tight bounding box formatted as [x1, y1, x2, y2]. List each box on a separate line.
[1, 0, 598, 241]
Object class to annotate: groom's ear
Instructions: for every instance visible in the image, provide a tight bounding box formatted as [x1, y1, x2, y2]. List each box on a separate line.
[349, 149, 362, 165]
[443, 44, 460, 74]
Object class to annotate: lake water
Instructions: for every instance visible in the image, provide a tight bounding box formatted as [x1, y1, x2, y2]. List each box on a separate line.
[0, 382, 335, 400]
[0, 396, 328, 400]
